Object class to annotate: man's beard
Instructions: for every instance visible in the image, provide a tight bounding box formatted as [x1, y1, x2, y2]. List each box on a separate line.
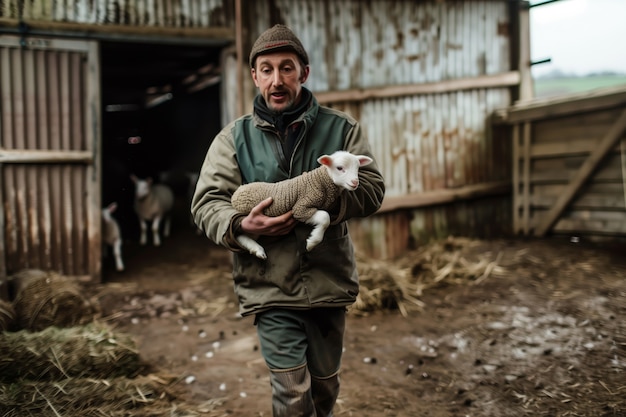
[267, 91, 295, 114]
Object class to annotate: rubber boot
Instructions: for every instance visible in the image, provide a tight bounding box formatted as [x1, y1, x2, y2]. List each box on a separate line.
[311, 373, 339, 417]
[270, 365, 316, 417]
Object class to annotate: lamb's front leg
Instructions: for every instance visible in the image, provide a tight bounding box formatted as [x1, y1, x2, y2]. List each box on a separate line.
[139, 219, 148, 245]
[152, 215, 162, 246]
[304, 210, 330, 251]
[113, 239, 124, 271]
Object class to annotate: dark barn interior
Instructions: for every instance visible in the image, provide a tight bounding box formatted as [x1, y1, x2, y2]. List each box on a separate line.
[99, 40, 226, 275]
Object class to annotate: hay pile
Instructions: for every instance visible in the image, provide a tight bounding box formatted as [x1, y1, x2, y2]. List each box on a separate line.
[0, 322, 212, 416]
[11, 269, 96, 331]
[0, 322, 140, 381]
[0, 373, 206, 417]
[0, 270, 209, 416]
[0, 299, 16, 331]
[354, 237, 507, 316]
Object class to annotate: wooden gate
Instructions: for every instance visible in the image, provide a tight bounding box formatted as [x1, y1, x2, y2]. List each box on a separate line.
[495, 86, 626, 240]
[0, 35, 101, 285]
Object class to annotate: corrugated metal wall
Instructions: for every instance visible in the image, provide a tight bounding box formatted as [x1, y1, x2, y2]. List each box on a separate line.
[0, 36, 100, 279]
[0, 0, 230, 27]
[1, 0, 519, 262]
[245, 0, 516, 257]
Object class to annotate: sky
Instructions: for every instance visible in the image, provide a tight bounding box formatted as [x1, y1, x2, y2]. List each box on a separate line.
[529, 0, 626, 77]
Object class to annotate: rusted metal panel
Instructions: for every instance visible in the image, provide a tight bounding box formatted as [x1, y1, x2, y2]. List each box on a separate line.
[358, 89, 511, 199]
[0, 0, 230, 27]
[245, 0, 510, 91]
[0, 35, 100, 280]
[242, 0, 516, 257]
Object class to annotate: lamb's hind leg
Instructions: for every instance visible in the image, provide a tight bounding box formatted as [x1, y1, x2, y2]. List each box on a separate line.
[139, 219, 148, 245]
[236, 235, 267, 260]
[304, 210, 330, 252]
[163, 215, 171, 237]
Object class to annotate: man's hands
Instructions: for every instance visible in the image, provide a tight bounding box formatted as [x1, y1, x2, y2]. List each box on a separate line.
[240, 197, 297, 236]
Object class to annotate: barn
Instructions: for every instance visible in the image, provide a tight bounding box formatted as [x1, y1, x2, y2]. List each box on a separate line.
[0, 0, 624, 286]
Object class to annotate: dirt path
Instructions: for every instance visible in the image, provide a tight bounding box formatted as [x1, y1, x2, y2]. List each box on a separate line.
[98, 231, 626, 416]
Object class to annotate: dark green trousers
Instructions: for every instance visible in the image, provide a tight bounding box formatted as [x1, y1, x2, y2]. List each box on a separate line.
[255, 307, 346, 376]
[256, 308, 345, 416]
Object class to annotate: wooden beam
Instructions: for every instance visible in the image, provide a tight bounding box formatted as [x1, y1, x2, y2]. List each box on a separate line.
[495, 86, 626, 124]
[517, 1, 534, 101]
[0, 149, 92, 163]
[235, 0, 245, 118]
[512, 124, 521, 233]
[0, 18, 234, 44]
[522, 122, 531, 235]
[315, 71, 520, 105]
[377, 181, 511, 214]
[534, 108, 626, 236]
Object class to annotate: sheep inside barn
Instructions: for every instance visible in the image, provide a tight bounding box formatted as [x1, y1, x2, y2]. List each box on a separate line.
[231, 150, 373, 259]
[101, 202, 125, 272]
[130, 175, 175, 246]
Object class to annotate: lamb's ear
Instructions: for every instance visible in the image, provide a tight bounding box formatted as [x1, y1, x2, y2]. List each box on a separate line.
[357, 155, 373, 167]
[108, 202, 118, 212]
[317, 155, 333, 167]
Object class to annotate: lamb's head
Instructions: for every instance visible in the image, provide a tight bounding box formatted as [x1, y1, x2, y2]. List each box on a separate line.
[317, 151, 373, 191]
[102, 202, 118, 222]
[130, 175, 153, 199]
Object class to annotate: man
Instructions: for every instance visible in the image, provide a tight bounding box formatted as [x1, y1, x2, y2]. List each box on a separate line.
[191, 24, 385, 416]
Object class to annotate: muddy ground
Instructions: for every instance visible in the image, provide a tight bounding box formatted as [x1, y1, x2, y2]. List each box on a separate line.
[95, 225, 625, 417]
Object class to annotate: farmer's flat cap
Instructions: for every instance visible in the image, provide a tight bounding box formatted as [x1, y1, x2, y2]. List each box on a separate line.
[249, 24, 309, 68]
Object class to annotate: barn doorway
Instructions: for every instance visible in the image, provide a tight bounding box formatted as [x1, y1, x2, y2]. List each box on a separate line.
[99, 40, 227, 279]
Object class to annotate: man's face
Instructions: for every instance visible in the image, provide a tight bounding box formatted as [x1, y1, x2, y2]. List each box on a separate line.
[251, 51, 310, 113]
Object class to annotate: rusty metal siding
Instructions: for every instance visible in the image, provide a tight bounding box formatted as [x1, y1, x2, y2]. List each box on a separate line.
[248, 0, 510, 91]
[341, 88, 511, 197]
[0, 0, 230, 27]
[0, 36, 100, 278]
[245, 0, 515, 258]
[245, 0, 514, 195]
[245, 0, 513, 190]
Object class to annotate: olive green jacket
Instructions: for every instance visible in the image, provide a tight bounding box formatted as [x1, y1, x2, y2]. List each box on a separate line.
[191, 94, 385, 316]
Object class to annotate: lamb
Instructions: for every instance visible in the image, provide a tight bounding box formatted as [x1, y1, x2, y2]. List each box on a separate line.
[231, 150, 373, 260]
[101, 202, 124, 271]
[130, 175, 175, 246]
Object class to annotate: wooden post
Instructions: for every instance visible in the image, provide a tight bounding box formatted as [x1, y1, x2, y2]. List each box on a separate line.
[235, 0, 245, 118]
[518, 1, 534, 102]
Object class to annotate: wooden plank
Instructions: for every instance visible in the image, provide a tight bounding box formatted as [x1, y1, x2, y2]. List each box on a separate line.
[377, 180, 511, 214]
[0, 18, 234, 43]
[534, 108, 626, 236]
[517, 1, 533, 101]
[530, 153, 624, 183]
[497, 86, 626, 124]
[522, 122, 531, 235]
[554, 217, 626, 235]
[529, 139, 599, 158]
[512, 124, 521, 233]
[0, 149, 92, 163]
[533, 108, 619, 143]
[315, 71, 520, 104]
[86, 40, 101, 281]
[531, 183, 626, 210]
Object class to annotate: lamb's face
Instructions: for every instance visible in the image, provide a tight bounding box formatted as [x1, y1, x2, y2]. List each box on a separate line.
[133, 178, 152, 199]
[319, 151, 374, 191]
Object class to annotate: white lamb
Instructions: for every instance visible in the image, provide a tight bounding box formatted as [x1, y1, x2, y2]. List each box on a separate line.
[231, 150, 373, 260]
[101, 202, 124, 271]
[131, 175, 175, 246]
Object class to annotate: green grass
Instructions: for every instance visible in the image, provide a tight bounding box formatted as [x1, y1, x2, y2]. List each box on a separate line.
[534, 75, 626, 98]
